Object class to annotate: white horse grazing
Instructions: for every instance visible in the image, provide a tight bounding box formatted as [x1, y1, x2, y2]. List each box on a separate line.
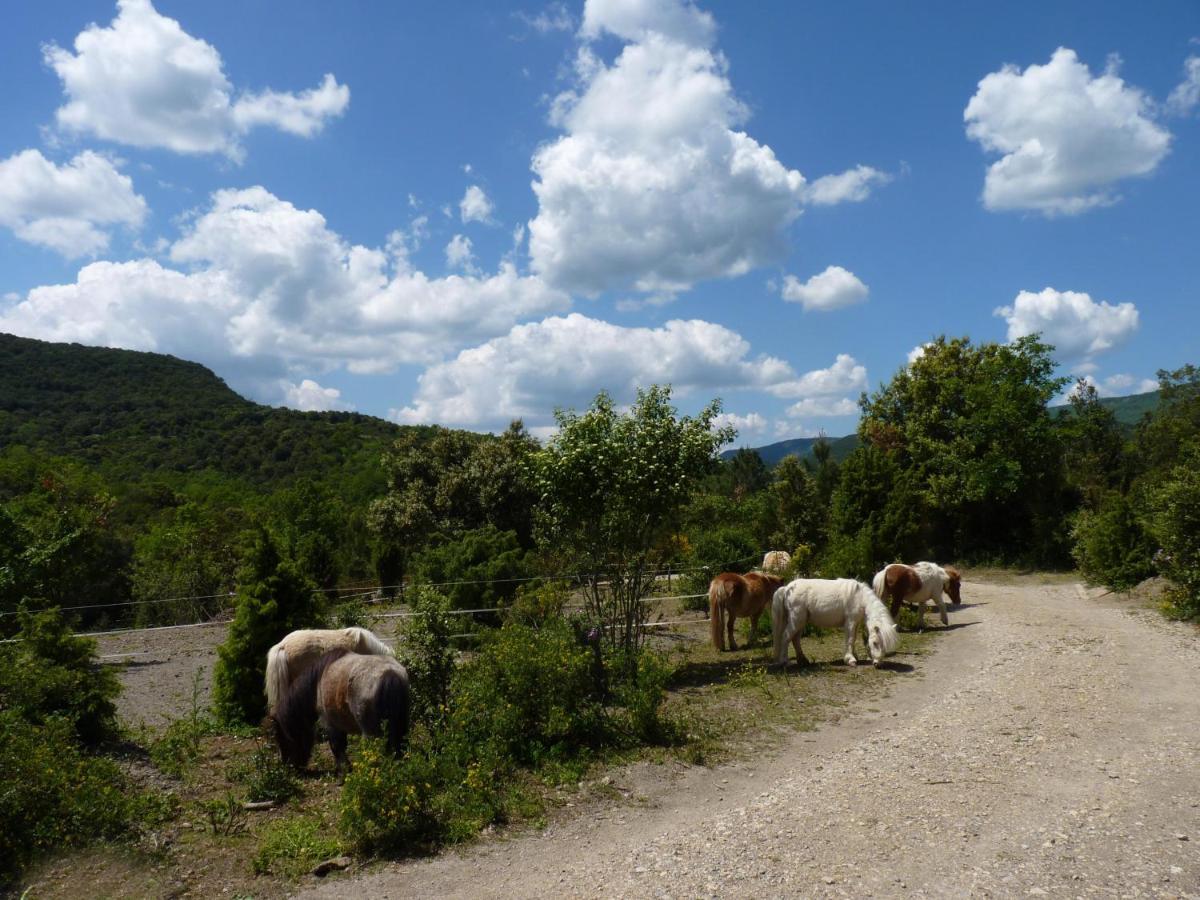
[761, 550, 792, 574]
[265, 627, 393, 712]
[771, 578, 899, 668]
[872, 562, 962, 632]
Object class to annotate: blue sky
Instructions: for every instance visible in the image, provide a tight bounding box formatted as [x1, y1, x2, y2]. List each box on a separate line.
[1, 0, 1197, 442]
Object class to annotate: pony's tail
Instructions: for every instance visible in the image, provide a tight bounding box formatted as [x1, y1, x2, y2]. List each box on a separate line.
[771, 586, 790, 665]
[376, 668, 412, 757]
[709, 579, 726, 651]
[265, 643, 289, 712]
[351, 626, 394, 658]
[871, 567, 887, 602]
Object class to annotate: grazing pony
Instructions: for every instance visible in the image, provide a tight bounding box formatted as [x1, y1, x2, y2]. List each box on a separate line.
[269, 649, 411, 771]
[872, 562, 962, 631]
[761, 550, 792, 574]
[265, 627, 393, 712]
[771, 578, 899, 668]
[709, 572, 786, 651]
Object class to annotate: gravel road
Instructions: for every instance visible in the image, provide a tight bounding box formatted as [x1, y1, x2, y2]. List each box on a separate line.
[299, 578, 1200, 899]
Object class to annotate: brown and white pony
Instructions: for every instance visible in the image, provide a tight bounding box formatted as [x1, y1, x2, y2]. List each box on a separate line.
[871, 562, 962, 631]
[761, 550, 792, 574]
[708, 571, 785, 651]
[269, 648, 411, 771]
[265, 626, 393, 712]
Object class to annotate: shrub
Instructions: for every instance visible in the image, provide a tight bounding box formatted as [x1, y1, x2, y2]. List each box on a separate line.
[231, 741, 301, 804]
[612, 650, 677, 746]
[0, 713, 161, 880]
[399, 586, 457, 729]
[500, 580, 569, 628]
[410, 526, 530, 614]
[212, 530, 322, 726]
[1146, 448, 1200, 618]
[0, 607, 120, 746]
[450, 619, 608, 766]
[150, 669, 216, 777]
[1070, 492, 1156, 591]
[682, 524, 760, 609]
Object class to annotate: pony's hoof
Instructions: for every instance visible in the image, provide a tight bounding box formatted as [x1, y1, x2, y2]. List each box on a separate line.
[844, 656, 857, 667]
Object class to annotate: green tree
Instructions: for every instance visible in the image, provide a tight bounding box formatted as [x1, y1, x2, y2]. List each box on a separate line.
[410, 525, 530, 614]
[1058, 380, 1129, 510]
[768, 455, 823, 552]
[857, 334, 1069, 563]
[212, 530, 322, 725]
[728, 448, 770, 499]
[266, 479, 344, 590]
[531, 386, 733, 663]
[825, 444, 923, 578]
[1145, 444, 1200, 618]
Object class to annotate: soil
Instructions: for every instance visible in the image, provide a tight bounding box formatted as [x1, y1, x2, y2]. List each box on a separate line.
[291, 577, 1200, 899]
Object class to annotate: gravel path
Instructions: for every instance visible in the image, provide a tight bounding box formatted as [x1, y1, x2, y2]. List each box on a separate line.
[299, 579, 1200, 899]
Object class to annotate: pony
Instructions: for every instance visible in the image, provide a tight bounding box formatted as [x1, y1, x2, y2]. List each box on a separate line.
[268, 648, 411, 771]
[871, 562, 962, 631]
[709, 571, 786, 651]
[265, 626, 393, 712]
[771, 578, 899, 668]
[761, 550, 792, 574]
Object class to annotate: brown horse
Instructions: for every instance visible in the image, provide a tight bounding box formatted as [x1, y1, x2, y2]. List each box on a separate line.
[268, 648, 411, 771]
[709, 571, 785, 651]
[872, 562, 962, 631]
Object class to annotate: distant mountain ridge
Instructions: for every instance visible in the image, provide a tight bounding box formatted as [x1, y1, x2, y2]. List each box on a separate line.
[0, 332, 429, 492]
[722, 389, 1161, 466]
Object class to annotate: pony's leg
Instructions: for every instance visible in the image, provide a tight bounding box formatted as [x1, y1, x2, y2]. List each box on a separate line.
[843, 619, 858, 666]
[790, 631, 808, 666]
[727, 611, 738, 651]
[747, 611, 760, 647]
[889, 591, 902, 620]
[328, 729, 349, 773]
[935, 591, 949, 626]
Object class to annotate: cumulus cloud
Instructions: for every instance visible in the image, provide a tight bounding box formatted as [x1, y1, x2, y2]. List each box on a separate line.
[801, 165, 891, 206]
[994, 287, 1139, 360]
[1167, 56, 1200, 116]
[767, 353, 867, 400]
[444, 234, 477, 272]
[0, 186, 567, 404]
[0, 149, 146, 256]
[1075, 372, 1159, 398]
[784, 397, 858, 417]
[459, 185, 494, 223]
[907, 343, 931, 365]
[964, 47, 1170, 215]
[713, 411, 768, 439]
[779, 265, 868, 312]
[516, 3, 574, 35]
[527, 0, 880, 298]
[43, 0, 348, 159]
[389, 312, 797, 429]
[279, 378, 352, 411]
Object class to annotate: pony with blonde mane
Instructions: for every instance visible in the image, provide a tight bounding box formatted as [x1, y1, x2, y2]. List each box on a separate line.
[872, 562, 962, 631]
[771, 578, 899, 668]
[269, 649, 410, 771]
[265, 627, 393, 712]
[761, 550, 792, 574]
[709, 571, 786, 651]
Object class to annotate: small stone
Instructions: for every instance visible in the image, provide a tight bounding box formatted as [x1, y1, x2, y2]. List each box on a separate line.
[823, 876, 836, 884]
[311, 856, 353, 877]
[1176, 833, 1189, 841]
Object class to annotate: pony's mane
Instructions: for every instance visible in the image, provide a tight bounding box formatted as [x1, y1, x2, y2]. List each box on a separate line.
[272, 647, 349, 767]
[349, 627, 393, 658]
[859, 581, 900, 654]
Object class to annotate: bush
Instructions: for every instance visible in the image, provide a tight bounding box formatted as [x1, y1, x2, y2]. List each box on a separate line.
[0, 607, 120, 746]
[399, 586, 457, 729]
[450, 619, 608, 767]
[1070, 492, 1156, 591]
[0, 713, 163, 880]
[212, 530, 322, 726]
[500, 580, 569, 628]
[231, 741, 301, 804]
[150, 669, 215, 777]
[682, 524, 760, 609]
[253, 815, 340, 876]
[1146, 448, 1200, 618]
[410, 526, 530, 615]
[612, 650, 677, 746]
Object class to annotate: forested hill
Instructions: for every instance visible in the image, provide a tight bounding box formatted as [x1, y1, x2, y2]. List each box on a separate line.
[723, 390, 1160, 466]
[0, 332, 429, 489]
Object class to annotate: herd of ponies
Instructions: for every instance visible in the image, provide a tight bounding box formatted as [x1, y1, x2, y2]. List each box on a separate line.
[261, 554, 962, 770]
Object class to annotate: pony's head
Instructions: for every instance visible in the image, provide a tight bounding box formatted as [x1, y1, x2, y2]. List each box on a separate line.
[943, 566, 962, 605]
[861, 584, 900, 666]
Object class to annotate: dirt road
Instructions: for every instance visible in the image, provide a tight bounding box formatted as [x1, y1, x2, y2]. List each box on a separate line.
[300, 578, 1200, 899]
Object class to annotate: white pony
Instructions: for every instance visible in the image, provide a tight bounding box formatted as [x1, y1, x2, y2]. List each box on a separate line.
[771, 578, 899, 668]
[265, 626, 393, 712]
[872, 561, 962, 632]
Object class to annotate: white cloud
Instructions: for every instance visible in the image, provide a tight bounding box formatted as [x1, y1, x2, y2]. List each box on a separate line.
[1081, 372, 1159, 398]
[767, 353, 867, 399]
[784, 397, 858, 417]
[964, 47, 1170, 215]
[444, 234, 477, 272]
[44, 0, 348, 159]
[390, 312, 797, 429]
[713, 411, 768, 439]
[779, 265, 868, 312]
[0, 186, 567, 404]
[0, 149, 146, 257]
[1167, 56, 1200, 116]
[802, 165, 890, 206]
[994, 287, 1139, 360]
[517, 3, 575, 34]
[528, 0, 880, 298]
[280, 378, 352, 411]
[907, 343, 930, 365]
[459, 185, 494, 223]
